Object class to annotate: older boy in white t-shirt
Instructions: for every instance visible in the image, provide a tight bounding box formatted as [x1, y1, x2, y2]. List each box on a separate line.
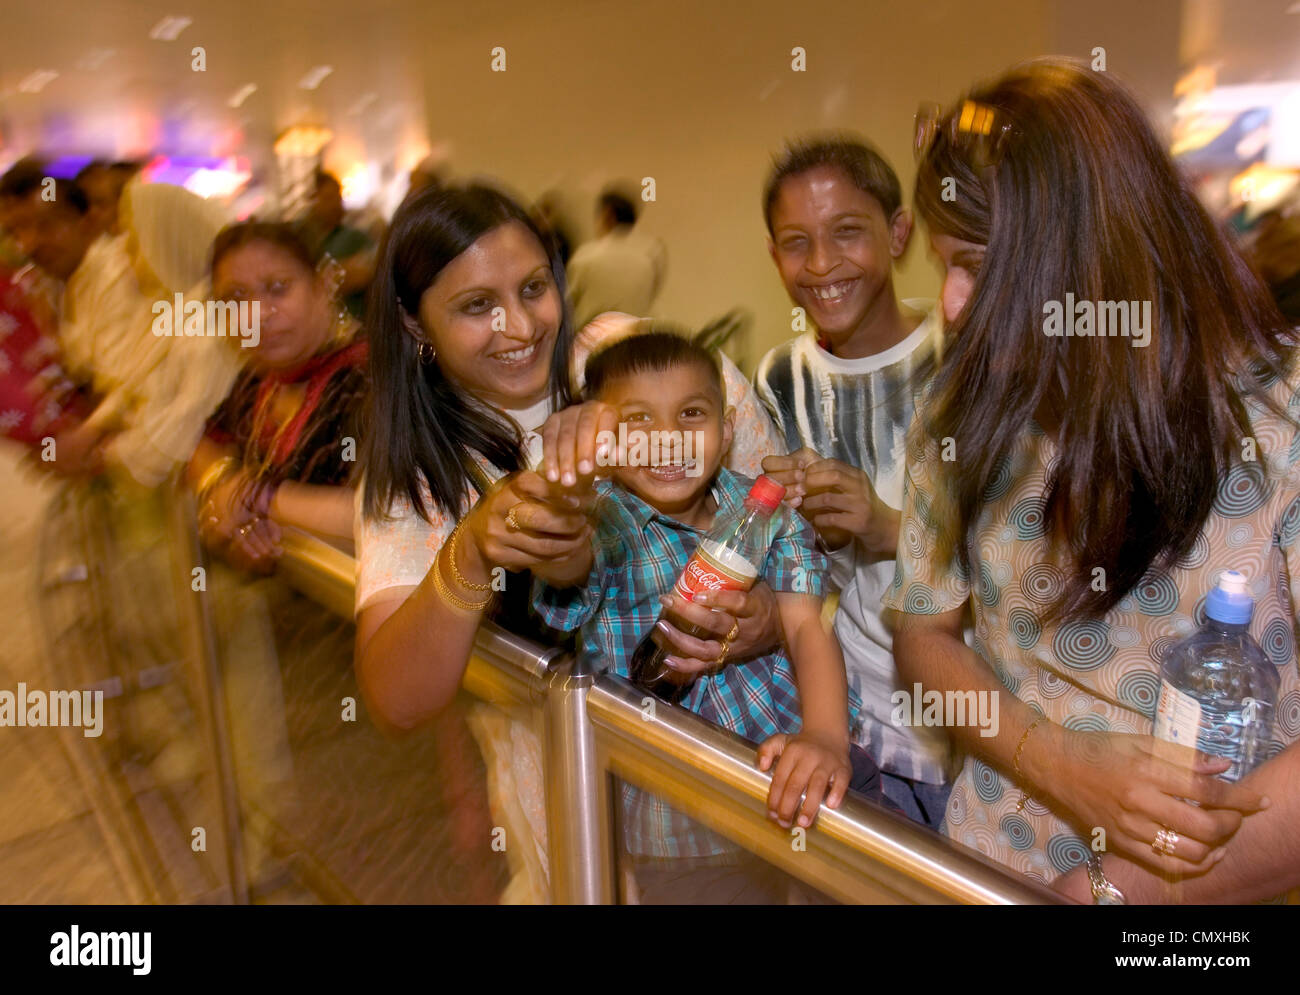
[755, 135, 955, 829]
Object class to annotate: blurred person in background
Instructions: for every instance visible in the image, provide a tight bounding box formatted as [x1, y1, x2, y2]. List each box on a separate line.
[5, 173, 151, 476]
[1251, 207, 1300, 325]
[6, 171, 239, 485]
[110, 178, 243, 486]
[531, 190, 574, 266]
[0, 157, 75, 447]
[298, 171, 375, 320]
[188, 222, 365, 573]
[181, 221, 373, 886]
[76, 159, 130, 238]
[893, 58, 1300, 903]
[405, 153, 448, 204]
[566, 183, 666, 330]
[1, 157, 51, 268]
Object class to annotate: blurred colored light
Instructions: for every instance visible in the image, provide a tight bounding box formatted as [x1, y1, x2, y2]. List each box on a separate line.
[275, 125, 333, 157]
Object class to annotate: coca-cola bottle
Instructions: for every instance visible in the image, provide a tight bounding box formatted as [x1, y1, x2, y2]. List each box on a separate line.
[629, 475, 787, 702]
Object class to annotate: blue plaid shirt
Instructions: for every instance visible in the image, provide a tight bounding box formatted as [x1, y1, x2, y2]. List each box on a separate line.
[533, 467, 858, 858]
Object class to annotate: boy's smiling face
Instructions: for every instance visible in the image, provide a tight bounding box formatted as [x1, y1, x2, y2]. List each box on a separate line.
[598, 361, 734, 523]
[767, 164, 909, 353]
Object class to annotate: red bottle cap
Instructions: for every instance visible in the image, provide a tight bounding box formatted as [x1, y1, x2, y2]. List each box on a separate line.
[747, 474, 786, 512]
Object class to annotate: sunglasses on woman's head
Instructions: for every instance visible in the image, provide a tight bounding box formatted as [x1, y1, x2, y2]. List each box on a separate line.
[914, 99, 1016, 168]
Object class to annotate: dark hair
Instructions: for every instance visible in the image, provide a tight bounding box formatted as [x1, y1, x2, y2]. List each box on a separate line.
[45, 178, 89, 216]
[211, 221, 316, 277]
[0, 157, 48, 201]
[599, 188, 637, 226]
[0, 162, 87, 216]
[75, 159, 111, 184]
[315, 171, 341, 193]
[584, 327, 723, 402]
[763, 134, 902, 232]
[361, 182, 576, 522]
[913, 58, 1296, 621]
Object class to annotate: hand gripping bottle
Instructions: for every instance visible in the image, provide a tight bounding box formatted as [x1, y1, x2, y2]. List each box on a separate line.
[1153, 570, 1280, 781]
[629, 475, 787, 702]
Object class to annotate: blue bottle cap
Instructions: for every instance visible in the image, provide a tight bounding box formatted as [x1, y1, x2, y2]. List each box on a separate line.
[1206, 570, 1254, 625]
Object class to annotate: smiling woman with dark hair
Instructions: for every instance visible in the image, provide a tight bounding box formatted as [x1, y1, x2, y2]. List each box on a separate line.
[355, 181, 786, 734]
[888, 58, 1300, 904]
[354, 181, 787, 900]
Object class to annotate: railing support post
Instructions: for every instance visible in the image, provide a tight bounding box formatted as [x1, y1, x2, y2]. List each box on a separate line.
[542, 656, 615, 904]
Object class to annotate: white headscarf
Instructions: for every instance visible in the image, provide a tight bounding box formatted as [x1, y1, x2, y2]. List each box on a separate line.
[120, 177, 230, 295]
[109, 180, 243, 486]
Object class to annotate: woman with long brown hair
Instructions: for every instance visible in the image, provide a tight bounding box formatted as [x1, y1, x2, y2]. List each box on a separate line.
[889, 58, 1300, 902]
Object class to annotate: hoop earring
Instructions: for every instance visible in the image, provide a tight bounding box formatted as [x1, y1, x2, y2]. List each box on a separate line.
[418, 341, 436, 364]
[330, 301, 353, 347]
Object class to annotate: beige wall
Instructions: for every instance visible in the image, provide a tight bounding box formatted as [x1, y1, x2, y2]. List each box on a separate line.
[417, 0, 1179, 370]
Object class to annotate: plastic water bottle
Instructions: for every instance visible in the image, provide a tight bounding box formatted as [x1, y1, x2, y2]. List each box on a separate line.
[1153, 571, 1279, 781]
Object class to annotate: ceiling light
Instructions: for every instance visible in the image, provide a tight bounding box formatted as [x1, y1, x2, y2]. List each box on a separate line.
[298, 66, 333, 90]
[18, 70, 58, 94]
[149, 16, 192, 40]
[228, 83, 257, 108]
[77, 49, 115, 71]
[348, 92, 378, 116]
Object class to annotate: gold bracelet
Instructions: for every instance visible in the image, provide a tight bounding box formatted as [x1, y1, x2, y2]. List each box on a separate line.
[1013, 715, 1047, 813]
[196, 456, 238, 504]
[431, 549, 491, 613]
[447, 522, 492, 592]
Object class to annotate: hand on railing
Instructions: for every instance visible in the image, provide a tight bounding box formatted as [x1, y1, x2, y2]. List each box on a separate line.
[756, 731, 852, 830]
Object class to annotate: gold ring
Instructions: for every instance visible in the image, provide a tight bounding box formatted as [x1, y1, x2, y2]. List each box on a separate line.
[1152, 827, 1179, 856]
[505, 506, 523, 532]
[716, 640, 731, 666]
[725, 620, 740, 642]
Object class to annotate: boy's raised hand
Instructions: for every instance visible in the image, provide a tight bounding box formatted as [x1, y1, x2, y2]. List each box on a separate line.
[765, 448, 899, 555]
[761, 447, 820, 508]
[800, 457, 884, 552]
[756, 730, 852, 829]
[538, 400, 620, 492]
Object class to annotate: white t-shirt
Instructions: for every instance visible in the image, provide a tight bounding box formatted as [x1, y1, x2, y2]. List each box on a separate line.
[755, 301, 955, 784]
[567, 228, 667, 330]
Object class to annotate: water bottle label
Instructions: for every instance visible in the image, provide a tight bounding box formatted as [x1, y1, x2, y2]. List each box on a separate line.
[673, 540, 759, 602]
[1154, 679, 1202, 748]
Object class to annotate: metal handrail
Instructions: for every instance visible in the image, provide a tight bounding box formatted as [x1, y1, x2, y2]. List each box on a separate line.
[276, 530, 1063, 905]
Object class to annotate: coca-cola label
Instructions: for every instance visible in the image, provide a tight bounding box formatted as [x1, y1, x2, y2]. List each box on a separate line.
[673, 540, 758, 602]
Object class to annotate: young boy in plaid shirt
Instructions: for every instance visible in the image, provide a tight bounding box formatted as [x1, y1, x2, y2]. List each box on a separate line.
[533, 331, 882, 903]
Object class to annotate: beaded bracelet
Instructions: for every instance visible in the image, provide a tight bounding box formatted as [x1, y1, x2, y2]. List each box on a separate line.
[1013, 715, 1047, 813]
[431, 546, 491, 614]
[447, 521, 492, 593]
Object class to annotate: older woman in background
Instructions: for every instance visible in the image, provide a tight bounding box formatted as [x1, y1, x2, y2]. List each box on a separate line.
[187, 222, 366, 573]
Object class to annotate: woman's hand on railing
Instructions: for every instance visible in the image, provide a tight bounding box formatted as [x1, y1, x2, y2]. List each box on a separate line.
[222, 516, 283, 575]
[756, 730, 852, 830]
[465, 471, 594, 586]
[656, 583, 782, 675]
[197, 468, 259, 548]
